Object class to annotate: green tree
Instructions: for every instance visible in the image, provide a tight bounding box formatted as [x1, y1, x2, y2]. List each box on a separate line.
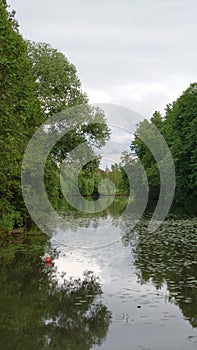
[131, 119, 160, 200]
[106, 163, 125, 194]
[27, 41, 88, 115]
[130, 83, 197, 210]
[162, 83, 197, 205]
[26, 41, 110, 201]
[0, 1, 42, 230]
[0, 1, 110, 232]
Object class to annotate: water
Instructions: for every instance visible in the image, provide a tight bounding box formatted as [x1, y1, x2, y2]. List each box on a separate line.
[0, 199, 197, 349]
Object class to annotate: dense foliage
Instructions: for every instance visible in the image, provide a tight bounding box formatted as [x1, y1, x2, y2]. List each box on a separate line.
[27, 41, 88, 115]
[0, 0, 43, 230]
[124, 84, 197, 213]
[0, 1, 109, 231]
[0, 0, 196, 232]
[102, 84, 197, 215]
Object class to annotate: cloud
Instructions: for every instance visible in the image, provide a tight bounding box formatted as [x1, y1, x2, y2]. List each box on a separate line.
[86, 89, 113, 104]
[8, 0, 197, 116]
[93, 108, 138, 168]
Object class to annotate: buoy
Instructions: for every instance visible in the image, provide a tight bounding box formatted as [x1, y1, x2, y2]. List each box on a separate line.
[45, 256, 52, 264]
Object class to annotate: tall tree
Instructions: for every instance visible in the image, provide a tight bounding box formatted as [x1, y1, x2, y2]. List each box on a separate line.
[27, 41, 88, 115]
[0, 0, 42, 230]
[130, 83, 197, 211]
[26, 42, 110, 200]
[162, 83, 197, 203]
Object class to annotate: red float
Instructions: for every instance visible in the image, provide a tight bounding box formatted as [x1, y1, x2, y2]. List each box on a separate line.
[45, 256, 52, 264]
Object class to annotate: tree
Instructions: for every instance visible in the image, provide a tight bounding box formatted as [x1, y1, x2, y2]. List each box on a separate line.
[26, 42, 110, 201]
[0, 0, 42, 230]
[0, 1, 110, 231]
[27, 41, 88, 115]
[130, 83, 197, 211]
[130, 119, 160, 201]
[162, 83, 197, 204]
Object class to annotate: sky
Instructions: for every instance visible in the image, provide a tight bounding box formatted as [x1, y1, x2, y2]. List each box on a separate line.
[8, 0, 197, 118]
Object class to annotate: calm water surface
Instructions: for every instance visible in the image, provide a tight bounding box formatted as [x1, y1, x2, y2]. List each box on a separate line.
[0, 199, 197, 349]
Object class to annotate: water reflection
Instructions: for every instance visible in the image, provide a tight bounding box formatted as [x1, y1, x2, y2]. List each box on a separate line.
[0, 236, 111, 350]
[1, 201, 197, 349]
[54, 202, 197, 332]
[53, 197, 129, 249]
[123, 217, 197, 328]
[50, 205, 197, 349]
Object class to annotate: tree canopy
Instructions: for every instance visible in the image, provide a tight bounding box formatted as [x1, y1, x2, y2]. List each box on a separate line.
[27, 41, 88, 115]
[0, 1, 110, 231]
[130, 83, 197, 212]
[0, 0, 43, 229]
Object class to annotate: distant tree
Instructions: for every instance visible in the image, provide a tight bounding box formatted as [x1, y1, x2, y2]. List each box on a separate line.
[130, 119, 160, 200]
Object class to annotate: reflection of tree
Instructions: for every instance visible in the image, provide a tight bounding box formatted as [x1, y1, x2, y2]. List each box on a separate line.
[59, 197, 129, 231]
[122, 218, 197, 328]
[0, 239, 111, 349]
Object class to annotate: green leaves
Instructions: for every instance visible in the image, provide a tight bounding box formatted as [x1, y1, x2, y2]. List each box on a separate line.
[27, 41, 88, 115]
[0, 2, 110, 229]
[0, 1, 42, 228]
[131, 83, 197, 209]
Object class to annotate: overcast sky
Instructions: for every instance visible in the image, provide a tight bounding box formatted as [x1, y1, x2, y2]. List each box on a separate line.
[8, 0, 197, 118]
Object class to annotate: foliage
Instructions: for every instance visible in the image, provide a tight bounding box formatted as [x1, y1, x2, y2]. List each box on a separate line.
[0, 1, 110, 231]
[0, 0, 43, 230]
[162, 83, 197, 202]
[26, 41, 110, 203]
[101, 162, 130, 196]
[130, 83, 197, 210]
[27, 41, 88, 115]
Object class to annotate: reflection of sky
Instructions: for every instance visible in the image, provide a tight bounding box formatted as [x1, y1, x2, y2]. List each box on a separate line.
[52, 234, 197, 350]
[49, 212, 197, 349]
[52, 216, 124, 250]
[54, 249, 102, 281]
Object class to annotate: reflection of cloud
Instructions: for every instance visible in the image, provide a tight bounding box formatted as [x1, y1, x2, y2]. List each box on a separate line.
[52, 237, 131, 285]
[54, 250, 102, 282]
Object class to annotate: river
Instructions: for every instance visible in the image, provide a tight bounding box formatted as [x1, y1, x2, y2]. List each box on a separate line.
[0, 198, 197, 349]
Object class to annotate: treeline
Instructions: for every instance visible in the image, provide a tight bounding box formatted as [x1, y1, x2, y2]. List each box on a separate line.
[1, 0, 196, 231]
[132, 83, 197, 213]
[0, 1, 109, 231]
[109, 84, 197, 214]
